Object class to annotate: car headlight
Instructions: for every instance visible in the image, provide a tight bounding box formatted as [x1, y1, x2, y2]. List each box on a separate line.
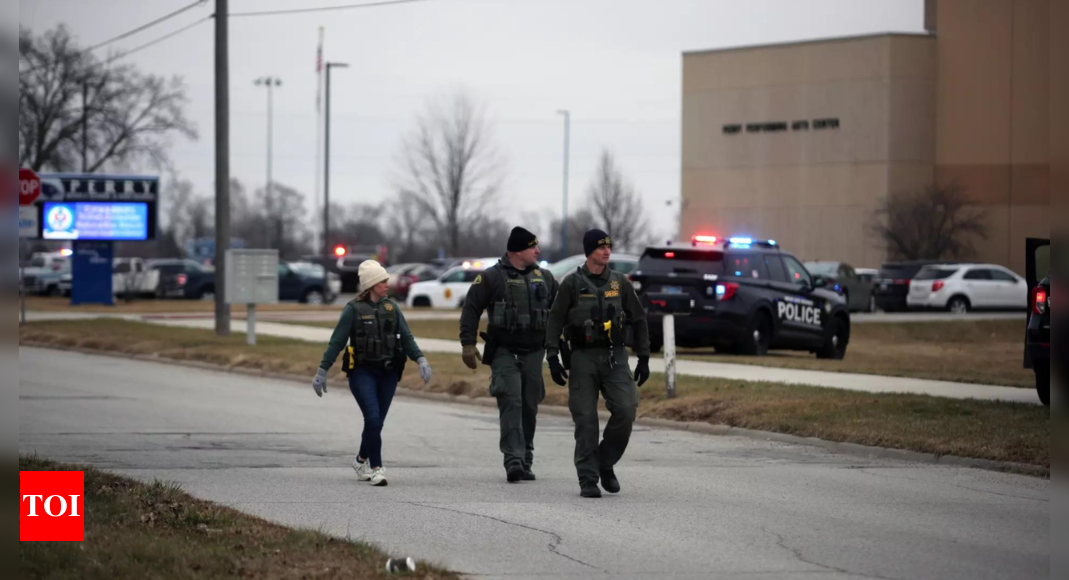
[632, 281, 643, 292]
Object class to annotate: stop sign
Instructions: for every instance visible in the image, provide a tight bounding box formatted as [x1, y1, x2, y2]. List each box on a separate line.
[19, 169, 41, 206]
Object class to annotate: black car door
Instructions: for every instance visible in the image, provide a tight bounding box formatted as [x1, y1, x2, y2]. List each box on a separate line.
[779, 255, 827, 347]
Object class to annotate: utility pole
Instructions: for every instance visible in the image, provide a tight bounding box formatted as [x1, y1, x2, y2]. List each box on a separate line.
[214, 0, 231, 336]
[82, 80, 89, 172]
[254, 76, 282, 252]
[323, 62, 348, 259]
[556, 110, 570, 258]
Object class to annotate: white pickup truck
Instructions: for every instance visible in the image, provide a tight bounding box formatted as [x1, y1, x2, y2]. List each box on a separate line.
[113, 258, 161, 298]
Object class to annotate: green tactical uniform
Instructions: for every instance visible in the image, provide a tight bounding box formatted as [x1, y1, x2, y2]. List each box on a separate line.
[320, 296, 424, 372]
[545, 264, 650, 486]
[461, 256, 558, 471]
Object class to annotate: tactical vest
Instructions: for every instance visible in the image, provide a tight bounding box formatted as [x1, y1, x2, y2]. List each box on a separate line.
[568, 268, 627, 348]
[344, 298, 402, 370]
[487, 264, 551, 346]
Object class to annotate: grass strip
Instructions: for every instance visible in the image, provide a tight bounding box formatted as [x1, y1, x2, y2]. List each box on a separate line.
[19, 455, 459, 580]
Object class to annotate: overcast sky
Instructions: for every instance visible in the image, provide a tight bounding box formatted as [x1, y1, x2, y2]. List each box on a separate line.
[19, 0, 924, 244]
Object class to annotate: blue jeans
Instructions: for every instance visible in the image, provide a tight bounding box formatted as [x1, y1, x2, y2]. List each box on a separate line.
[348, 366, 400, 469]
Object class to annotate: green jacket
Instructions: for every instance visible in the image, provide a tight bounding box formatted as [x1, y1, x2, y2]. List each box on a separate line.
[459, 255, 559, 349]
[319, 296, 424, 371]
[544, 264, 650, 358]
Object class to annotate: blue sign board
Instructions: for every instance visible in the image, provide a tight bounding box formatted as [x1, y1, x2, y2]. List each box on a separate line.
[71, 240, 114, 306]
[42, 202, 149, 241]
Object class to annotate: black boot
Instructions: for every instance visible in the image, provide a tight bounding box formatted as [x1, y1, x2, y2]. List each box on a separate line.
[506, 464, 525, 483]
[521, 466, 536, 481]
[599, 467, 620, 494]
[580, 481, 602, 498]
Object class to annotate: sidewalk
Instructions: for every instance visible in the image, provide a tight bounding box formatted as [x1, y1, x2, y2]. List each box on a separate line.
[142, 316, 1036, 405]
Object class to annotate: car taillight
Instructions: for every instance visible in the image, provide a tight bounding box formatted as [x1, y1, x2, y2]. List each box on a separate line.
[1032, 286, 1047, 315]
[932, 280, 944, 292]
[176, 274, 188, 286]
[715, 282, 739, 301]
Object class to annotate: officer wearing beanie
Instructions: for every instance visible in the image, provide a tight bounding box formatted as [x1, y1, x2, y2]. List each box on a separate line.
[544, 229, 650, 498]
[460, 227, 558, 483]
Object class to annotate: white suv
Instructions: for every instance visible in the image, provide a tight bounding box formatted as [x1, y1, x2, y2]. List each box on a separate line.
[907, 264, 1029, 313]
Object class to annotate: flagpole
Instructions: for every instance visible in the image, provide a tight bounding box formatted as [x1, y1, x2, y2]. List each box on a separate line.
[313, 26, 325, 258]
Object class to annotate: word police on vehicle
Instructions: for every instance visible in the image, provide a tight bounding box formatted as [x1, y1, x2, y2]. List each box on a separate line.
[777, 296, 824, 327]
[630, 235, 851, 359]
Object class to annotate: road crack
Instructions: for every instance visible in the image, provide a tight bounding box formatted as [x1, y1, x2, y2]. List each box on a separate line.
[402, 502, 600, 571]
[762, 528, 902, 580]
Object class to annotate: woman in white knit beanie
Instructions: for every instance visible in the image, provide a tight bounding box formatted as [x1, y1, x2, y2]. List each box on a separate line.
[312, 260, 433, 487]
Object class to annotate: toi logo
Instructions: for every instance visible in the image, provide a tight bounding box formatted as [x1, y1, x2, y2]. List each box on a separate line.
[20, 471, 85, 542]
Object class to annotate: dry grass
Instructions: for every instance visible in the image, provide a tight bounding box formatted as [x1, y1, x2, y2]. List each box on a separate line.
[21, 296, 340, 314]
[20, 320, 1048, 468]
[675, 320, 1034, 388]
[19, 454, 459, 580]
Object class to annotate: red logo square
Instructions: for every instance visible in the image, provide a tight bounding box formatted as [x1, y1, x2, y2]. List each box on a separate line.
[20, 471, 85, 542]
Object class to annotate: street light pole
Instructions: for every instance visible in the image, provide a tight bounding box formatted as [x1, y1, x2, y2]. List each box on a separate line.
[556, 110, 570, 258]
[255, 76, 282, 251]
[323, 62, 348, 260]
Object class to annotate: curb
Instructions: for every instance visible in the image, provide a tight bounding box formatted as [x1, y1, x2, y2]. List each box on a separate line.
[19, 341, 1048, 478]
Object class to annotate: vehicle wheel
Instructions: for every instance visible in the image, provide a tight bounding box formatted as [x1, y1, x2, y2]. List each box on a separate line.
[816, 316, 849, 360]
[47, 285, 62, 297]
[412, 296, 431, 308]
[946, 296, 970, 315]
[648, 338, 663, 354]
[1036, 363, 1050, 406]
[198, 286, 215, 301]
[738, 312, 772, 356]
[867, 295, 877, 313]
[302, 289, 325, 305]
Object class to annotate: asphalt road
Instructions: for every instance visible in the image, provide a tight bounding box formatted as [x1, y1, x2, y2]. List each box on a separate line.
[19, 347, 1048, 580]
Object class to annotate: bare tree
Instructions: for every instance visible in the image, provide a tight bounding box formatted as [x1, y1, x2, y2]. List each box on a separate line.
[393, 91, 504, 257]
[19, 26, 196, 172]
[547, 207, 596, 259]
[585, 150, 650, 252]
[870, 183, 988, 261]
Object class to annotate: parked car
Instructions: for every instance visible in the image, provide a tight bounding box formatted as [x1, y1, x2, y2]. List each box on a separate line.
[290, 261, 341, 299]
[906, 263, 1028, 313]
[873, 260, 949, 312]
[148, 259, 216, 300]
[546, 253, 639, 280]
[804, 261, 876, 312]
[279, 261, 335, 304]
[1023, 238, 1050, 405]
[22, 253, 70, 296]
[855, 268, 878, 285]
[405, 262, 491, 308]
[113, 258, 161, 298]
[387, 263, 442, 301]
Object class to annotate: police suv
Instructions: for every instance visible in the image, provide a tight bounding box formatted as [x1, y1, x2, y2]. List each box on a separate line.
[630, 236, 850, 358]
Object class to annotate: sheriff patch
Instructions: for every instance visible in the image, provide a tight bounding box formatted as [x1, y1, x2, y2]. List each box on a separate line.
[604, 290, 620, 298]
[473, 274, 483, 285]
[610, 280, 620, 291]
[383, 302, 395, 312]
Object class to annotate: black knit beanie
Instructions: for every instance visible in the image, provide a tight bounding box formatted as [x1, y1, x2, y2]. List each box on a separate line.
[507, 227, 539, 252]
[583, 229, 612, 256]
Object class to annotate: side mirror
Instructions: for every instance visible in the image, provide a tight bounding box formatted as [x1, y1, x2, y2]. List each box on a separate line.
[812, 275, 828, 289]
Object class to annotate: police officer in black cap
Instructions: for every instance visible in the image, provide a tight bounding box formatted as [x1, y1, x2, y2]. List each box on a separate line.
[460, 227, 559, 483]
[544, 229, 650, 498]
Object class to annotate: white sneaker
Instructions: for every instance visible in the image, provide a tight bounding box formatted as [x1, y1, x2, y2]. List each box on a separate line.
[352, 458, 373, 481]
[369, 467, 388, 487]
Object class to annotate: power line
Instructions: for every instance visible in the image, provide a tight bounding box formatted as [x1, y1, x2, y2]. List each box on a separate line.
[102, 15, 212, 65]
[86, 0, 208, 52]
[229, 0, 434, 18]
